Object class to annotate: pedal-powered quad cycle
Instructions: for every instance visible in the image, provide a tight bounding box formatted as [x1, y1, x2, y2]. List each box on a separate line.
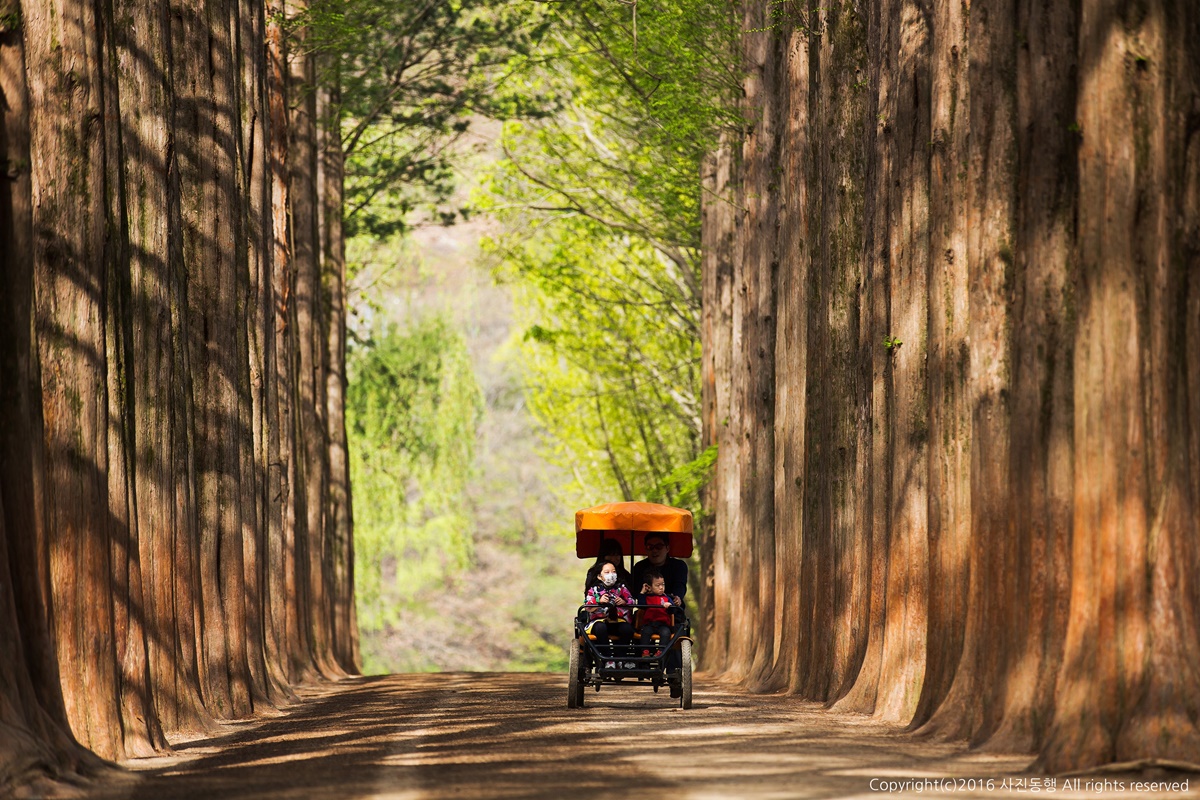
[567, 501, 695, 709]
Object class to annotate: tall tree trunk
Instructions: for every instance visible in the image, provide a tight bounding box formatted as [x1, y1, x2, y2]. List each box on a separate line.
[234, 0, 283, 708]
[115, 0, 211, 736]
[769, 26, 808, 695]
[727, 0, 780, 690]
[2, 0, 355, 777]
[287, 0, 330, 678]
[833, 0, 893, 716]
[99, 9, 161, 748]
[0, 13, 98, 785]
[322, 73, 358, 674]
[700, 134, 738, 673]
[172, 0, 255, 718]
[706, 0, 1200, 774]
[24, 0, 127, 756]
[1040, 0, 1200, 771]
[264, 0, 302, 687]
[986, 0, 1077, 752]
[912, 0, 970, 731]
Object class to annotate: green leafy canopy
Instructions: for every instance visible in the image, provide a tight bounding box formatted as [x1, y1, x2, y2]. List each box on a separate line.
[348, 318, 483, 647]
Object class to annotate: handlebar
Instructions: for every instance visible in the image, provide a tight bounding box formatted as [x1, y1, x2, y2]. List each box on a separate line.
[578, 604, 681, 610]
[576, 603, 689, 620]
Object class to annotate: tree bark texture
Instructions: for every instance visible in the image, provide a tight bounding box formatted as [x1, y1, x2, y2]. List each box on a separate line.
[0, 0, 357, 780]
[1, 11, 106, 788]
[287, 2, 335, 679]
[321, 73, 358, 674]
[704, 0, 1200, 772]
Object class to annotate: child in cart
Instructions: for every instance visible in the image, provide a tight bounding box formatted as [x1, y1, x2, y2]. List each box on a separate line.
[637, 569, 675, 657]
[584, 561, 635, 660]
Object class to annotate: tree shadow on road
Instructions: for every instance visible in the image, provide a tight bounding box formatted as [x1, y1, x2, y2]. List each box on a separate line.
[91, 672, 1050, 800]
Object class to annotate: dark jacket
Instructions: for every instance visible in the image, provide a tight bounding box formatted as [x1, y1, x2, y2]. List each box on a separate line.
[631, 556, 688, 608]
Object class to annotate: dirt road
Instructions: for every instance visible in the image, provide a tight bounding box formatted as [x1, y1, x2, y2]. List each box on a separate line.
[89, 673, 1195, 800]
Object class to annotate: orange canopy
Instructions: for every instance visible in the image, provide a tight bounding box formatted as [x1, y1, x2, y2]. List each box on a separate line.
[574, 501, 693, 559]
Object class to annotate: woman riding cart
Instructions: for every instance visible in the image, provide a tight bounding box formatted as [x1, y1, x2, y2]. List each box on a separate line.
[567, 501, 695, 709]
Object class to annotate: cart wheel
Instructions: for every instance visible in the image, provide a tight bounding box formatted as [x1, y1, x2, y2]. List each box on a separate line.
[679, 639, 693, 709]
[568, 638, 585, 708]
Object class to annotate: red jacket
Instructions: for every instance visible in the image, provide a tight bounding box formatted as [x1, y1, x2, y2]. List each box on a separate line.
[641, 593, 673, 625]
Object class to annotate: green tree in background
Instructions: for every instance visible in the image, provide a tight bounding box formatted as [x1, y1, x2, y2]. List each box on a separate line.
[347, 318, 483, 671]
[310, 0, 566, 673]
[480, 0, 739, 513]
[308, 0, 552, 238]
[488, 217, 704, 506]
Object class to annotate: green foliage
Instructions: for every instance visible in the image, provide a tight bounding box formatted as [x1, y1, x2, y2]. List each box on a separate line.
[883, 334, 903, 352]
[338, 0, 743, 672]
[348, 317, 484, 635]
[648, 444, 718, 512]
[307, 0, 555, 238]
[547, 0, 743, 170]
[749, 1, 830, 35]
[482, 214, 702, 510]
[480, 0, 742, 260]
[478, 0, 740, 515]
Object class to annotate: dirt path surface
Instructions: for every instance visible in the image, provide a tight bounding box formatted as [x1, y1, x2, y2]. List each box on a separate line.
[89, 673, 1196, 800]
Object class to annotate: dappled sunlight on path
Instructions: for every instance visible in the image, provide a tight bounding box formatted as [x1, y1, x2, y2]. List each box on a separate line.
[92, 674, 1194, 799]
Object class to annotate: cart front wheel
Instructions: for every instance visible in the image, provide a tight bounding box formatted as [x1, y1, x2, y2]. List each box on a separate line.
[679, 639, 693, 709]
[568, 638, 585, 708]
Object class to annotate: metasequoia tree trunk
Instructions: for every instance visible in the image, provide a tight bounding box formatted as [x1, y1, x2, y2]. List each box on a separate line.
[0, 15, 96, 786]
[920, 0, 1019, 744]
[830, 0, 893, 717]
[114, 0, 211, 737]
[700, 136, 739, 676]
[99, 19, 161, 752]
[699, 133, 738, 672]
[264, 0, 301, 689]
[322, 75, 359, 673]
[986, 0, 1077, 752]
[792, 2, 870, 702]
[912, 0, 970, 731]
[23, 0, 129, 756]
[172, 0, 255, 718]
[724, 2, 781, 691]
[706, 0, 1200, 772]
[235, 0, 284, 707]
[871, 0, 930, 724]
[768, 26, 808, 695]
[288, 4, 336, 678]
[1040, 0, 1200, 771]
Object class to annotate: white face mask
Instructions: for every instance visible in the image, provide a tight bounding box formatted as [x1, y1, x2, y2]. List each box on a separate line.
[601, 572, 618, 587]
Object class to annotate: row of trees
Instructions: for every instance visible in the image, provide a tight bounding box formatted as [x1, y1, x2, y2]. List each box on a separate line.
[0, 0, 356, 787]
[702, 0, 1200, 773]
[1, 0, 548, 785]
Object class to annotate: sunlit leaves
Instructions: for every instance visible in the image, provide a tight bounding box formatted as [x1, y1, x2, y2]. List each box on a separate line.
[307, 0, 555, 236]
[348, 319, 483, 634]
[483, 212, 702, 509]
[478, 0, 738, 516]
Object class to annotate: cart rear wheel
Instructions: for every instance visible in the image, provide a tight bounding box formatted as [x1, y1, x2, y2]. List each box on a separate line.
[680, 639, 693, 709]
[567, 638, 585, 708]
